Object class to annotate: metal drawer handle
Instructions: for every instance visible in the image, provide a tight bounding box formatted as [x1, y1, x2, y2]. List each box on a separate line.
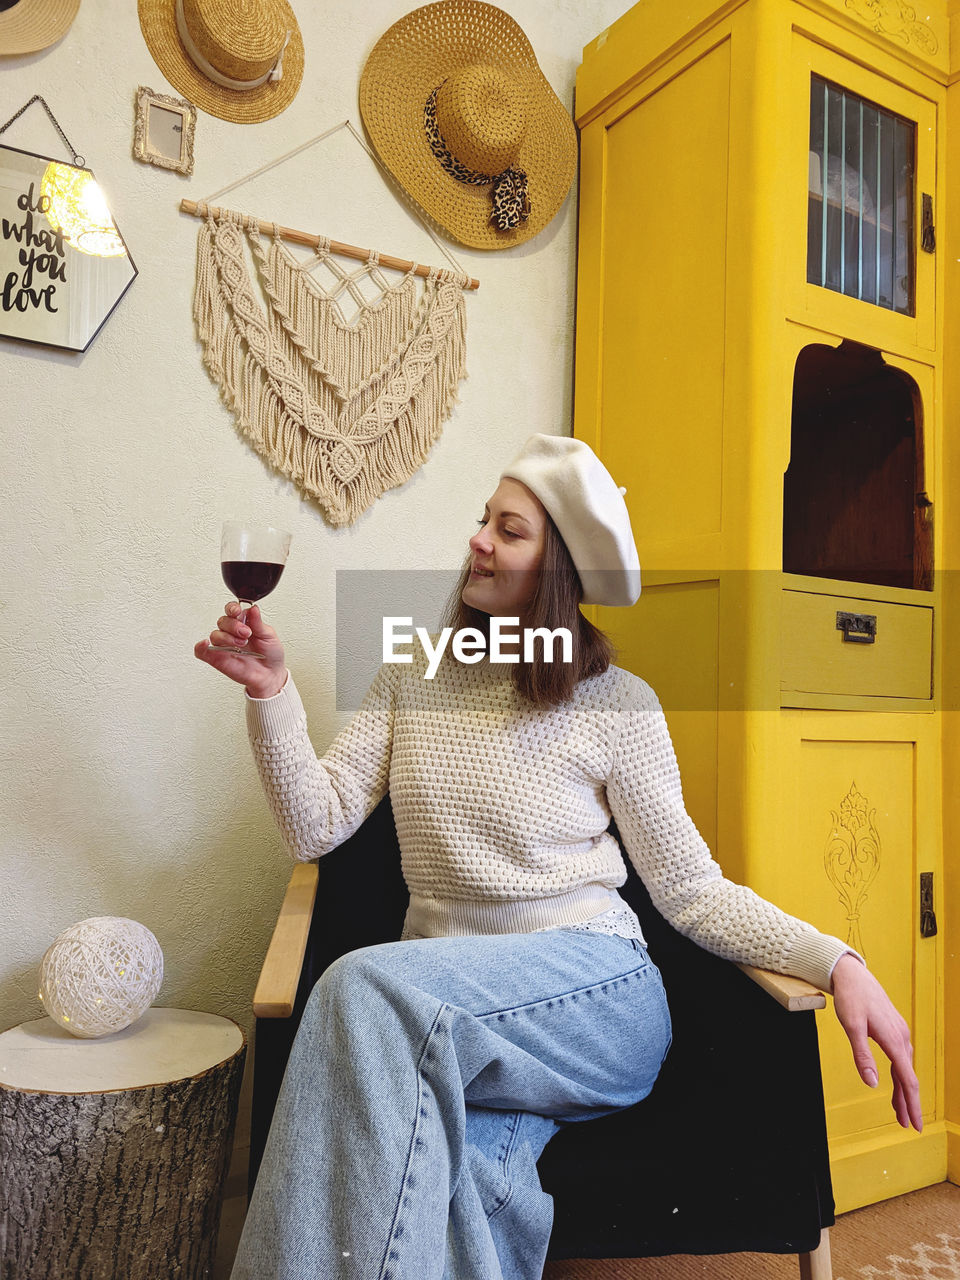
[836, 611, 877, 644]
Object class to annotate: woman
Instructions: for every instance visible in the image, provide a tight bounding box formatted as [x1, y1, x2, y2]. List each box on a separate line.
[197, 435, 921, 1280]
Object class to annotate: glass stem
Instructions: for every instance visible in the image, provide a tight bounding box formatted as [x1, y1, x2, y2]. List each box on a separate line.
[238, 599, 252, 651]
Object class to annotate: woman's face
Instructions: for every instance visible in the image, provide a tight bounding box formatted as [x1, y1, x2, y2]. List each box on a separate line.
[462, 478, 547, 619]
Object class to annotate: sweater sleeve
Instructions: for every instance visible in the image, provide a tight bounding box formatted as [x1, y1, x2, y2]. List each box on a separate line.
[606, 677, 856, 991]
[244, 665, 396, 862]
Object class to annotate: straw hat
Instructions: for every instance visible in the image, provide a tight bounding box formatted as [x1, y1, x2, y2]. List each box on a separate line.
[0, 0, 80, 55]
[137, 0, 304, 124]
[359, 1, 577, 250]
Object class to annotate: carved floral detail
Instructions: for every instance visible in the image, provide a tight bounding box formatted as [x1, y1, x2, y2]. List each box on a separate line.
[841, 0, 939, 56]
[823, 782, 881, 958]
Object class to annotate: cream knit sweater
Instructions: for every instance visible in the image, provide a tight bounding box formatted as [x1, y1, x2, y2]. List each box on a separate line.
[246, 650, 852, 992]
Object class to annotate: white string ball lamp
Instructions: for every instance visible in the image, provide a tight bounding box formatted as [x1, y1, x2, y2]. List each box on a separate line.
[39, 917, 164, 1038]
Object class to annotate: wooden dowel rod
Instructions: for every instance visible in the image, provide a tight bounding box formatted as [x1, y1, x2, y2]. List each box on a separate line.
[179, 199, 479, 291]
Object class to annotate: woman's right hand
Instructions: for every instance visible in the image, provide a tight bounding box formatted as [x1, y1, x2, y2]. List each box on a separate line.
[194, 602, 288, 699]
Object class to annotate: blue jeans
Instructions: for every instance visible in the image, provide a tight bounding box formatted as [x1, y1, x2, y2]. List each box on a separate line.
[231, 928, 672, 1280]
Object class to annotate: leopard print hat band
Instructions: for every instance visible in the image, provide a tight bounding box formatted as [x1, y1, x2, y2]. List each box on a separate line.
[424, 85, 530, 232]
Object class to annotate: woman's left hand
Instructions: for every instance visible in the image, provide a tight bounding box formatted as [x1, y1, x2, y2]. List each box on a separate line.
[830, 953, 922, 1131]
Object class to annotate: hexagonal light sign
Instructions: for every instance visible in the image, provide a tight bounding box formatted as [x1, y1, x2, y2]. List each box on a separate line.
[0, 143, 137, 352]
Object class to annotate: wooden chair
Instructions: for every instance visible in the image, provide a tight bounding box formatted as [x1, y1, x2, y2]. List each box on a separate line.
[249, 798, 834, 1279]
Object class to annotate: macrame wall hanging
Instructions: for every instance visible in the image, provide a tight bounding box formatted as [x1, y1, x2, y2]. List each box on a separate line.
[181, 121, 477, 528]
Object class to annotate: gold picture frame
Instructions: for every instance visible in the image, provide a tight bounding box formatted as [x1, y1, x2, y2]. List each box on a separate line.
[133, 86, 197, 176]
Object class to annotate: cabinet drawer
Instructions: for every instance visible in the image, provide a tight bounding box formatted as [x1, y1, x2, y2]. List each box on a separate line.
[781, 591, 933, 700]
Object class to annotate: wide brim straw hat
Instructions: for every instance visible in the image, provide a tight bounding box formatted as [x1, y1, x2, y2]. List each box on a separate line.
[0, 0, 80, 55]
[359, 0, 578, 251]
[137, 0, 304, 124]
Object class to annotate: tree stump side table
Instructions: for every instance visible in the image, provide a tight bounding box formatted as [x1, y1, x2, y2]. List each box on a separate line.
[0, 1007, 246, 1280]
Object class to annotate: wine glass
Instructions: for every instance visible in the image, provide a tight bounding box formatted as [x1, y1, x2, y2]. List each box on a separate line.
[213, 520, 292, 657]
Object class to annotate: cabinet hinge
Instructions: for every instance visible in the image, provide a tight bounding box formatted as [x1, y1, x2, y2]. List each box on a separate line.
[920, 871, 937, 938]
[921, 194, 935, 254]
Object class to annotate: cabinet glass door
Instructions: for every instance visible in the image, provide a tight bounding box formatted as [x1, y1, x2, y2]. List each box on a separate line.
[807, 75, 915, 316]
[789, 35, 937, 351]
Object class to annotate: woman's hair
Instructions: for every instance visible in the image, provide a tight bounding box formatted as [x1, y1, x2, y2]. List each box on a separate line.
[440, 510, 614, 706]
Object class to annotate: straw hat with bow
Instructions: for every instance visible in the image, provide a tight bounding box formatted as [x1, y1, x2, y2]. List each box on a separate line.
[137, 0, 304, 124]
[360, 0, 578, 250]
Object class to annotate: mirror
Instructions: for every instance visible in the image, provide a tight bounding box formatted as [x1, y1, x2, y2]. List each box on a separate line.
[133, 86, 197, 176]
[0, 143, 137, 352]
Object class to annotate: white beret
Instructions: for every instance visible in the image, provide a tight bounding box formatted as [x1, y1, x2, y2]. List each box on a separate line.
[501, 434, 641, 606]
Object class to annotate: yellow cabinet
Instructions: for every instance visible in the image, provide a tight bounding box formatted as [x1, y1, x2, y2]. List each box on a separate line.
[575, 0, 953, 1211]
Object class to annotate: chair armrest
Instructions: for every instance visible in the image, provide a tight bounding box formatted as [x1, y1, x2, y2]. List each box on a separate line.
[737, 964, 826, 1011]
[253, 862, 320, 1018]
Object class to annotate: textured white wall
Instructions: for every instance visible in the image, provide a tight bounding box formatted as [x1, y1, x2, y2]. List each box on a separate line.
[0, 0, 631, 1081]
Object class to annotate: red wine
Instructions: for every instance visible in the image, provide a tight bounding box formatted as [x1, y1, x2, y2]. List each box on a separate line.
[221, 560, 285, 602]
